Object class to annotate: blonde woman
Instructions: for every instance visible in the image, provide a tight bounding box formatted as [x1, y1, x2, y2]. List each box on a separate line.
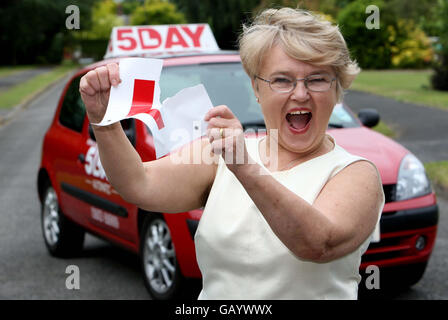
[80, 7, 384, 299]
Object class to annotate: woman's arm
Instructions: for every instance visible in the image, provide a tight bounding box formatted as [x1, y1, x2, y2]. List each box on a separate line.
[80, 64, 218, 214]
[233, 160, 383, 263]
[94, 125, 217, 213]
[205, 105, 384, 263]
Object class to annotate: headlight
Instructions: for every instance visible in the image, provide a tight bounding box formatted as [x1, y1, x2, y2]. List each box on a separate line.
[396, 154, 432, 201]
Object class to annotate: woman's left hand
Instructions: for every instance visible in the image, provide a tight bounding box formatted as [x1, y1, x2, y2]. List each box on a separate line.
[204, 105, 249, 173]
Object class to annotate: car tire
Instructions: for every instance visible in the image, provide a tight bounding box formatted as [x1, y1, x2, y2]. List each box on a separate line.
[41, 185, 85, 258]
[140, 214, 185, 300]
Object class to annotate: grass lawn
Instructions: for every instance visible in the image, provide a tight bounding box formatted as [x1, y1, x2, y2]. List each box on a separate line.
[372, 120, 395, 138]
[351, 70, 448, 111]
[0, 65, 35, 78]
[0, 62, 78, 109]
[425, 161, 448, 193]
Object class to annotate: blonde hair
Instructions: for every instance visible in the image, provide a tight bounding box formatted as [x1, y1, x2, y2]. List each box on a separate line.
[239, 7, 360, 102]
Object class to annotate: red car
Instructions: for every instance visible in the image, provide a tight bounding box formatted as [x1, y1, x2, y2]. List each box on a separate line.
[37, 52, 439, 299]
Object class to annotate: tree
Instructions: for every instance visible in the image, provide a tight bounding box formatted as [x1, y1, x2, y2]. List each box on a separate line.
[80, 0, 124, 40]
[337, 0, 433, 69]
[172, 0, 260, 49]
[130, 0, 186, 26]
[0, 0, 95, 65]
[337, 0, 393, 69]
[431, 0, 448, 91]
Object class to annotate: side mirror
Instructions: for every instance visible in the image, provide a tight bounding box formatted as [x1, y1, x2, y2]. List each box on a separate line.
[358, 109, 380, 128]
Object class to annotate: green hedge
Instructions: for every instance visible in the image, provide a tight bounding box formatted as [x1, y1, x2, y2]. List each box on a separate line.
[338, 0, 433, 69]
[79, 39, 110, 62]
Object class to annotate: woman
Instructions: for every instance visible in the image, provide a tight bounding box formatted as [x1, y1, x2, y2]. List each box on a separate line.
[79, 8, 384, 299]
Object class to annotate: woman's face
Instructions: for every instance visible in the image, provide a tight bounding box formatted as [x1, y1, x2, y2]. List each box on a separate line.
[252, 44, 338, 157]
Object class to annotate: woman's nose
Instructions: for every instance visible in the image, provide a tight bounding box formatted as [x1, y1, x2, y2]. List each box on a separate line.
[290, 80, 310, 101]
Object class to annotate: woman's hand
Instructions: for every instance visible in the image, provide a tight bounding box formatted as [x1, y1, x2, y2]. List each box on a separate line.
[79, 63, 121, 124]
[204, 105, 250, 173]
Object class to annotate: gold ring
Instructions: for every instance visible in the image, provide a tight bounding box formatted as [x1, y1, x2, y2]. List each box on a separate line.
[219, 128, 224, 138]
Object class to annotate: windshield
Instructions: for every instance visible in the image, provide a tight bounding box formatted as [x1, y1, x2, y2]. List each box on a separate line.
[160, 63, 263, 124]
[329, 104, 359, 128]
[159, 62, 359, 129]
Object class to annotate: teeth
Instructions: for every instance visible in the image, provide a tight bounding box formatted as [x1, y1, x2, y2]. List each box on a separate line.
[288, 110, 311, 115]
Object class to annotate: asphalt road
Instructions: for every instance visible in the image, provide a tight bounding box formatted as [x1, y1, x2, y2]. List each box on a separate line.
[0, 67, 55, 92]
[345, 90, 448, 163]
[0, 81, 447, 299]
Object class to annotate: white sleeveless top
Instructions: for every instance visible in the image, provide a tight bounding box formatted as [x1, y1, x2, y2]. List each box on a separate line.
[195, 134, 383, 300]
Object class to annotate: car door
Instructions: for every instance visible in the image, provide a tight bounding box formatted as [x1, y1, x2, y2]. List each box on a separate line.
[54, 75, 138, 247]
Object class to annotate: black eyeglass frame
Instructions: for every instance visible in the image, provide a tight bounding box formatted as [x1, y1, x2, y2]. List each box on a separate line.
[255, 74, 337, 93]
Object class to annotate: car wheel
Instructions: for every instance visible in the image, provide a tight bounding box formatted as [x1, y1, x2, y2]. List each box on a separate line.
[41, 185, 85, 257]
[140, 214, 184, 300]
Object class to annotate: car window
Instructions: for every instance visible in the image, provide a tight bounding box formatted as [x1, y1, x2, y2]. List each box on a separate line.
[159, 63, 263, 124]
[158, 63, 359, 130]
[329, 104, 359, 128]
[59, 76, 86, 132]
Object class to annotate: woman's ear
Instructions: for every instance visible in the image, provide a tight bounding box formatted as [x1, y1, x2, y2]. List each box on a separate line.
[251, 77, 260, 102]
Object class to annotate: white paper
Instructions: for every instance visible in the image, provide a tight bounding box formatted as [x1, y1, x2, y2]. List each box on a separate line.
[95, 57, 163, 126]
[93, 57, 213, 159]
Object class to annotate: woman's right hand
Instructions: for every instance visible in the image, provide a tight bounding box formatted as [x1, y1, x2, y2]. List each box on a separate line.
[79, 63, 121, 124]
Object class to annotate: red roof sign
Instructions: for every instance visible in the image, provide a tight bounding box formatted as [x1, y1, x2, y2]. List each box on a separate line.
[105, 24, 219, 58]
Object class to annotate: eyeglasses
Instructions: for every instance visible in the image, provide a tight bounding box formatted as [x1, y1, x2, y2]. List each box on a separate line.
[255, 73, 337, 93]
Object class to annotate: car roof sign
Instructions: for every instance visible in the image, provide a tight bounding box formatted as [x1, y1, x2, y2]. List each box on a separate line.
[105, 24, 220, 59]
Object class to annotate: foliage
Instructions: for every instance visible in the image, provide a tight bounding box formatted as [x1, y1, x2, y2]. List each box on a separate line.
[0, 0, 95, 65]
[385, 0, 439, 36]
[171, 0, 260, 49]
[80, 0, 124, 40]
[431, 0, 448, 91]
[389, 20, 434, 69]
[337, 0, 433, 69]
[337, 0, 392, 69]
[130, 0, 186, 26]
[121, 0, 143, 15]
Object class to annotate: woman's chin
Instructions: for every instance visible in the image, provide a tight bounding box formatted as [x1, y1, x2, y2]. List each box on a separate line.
[278, 124, 316, 154]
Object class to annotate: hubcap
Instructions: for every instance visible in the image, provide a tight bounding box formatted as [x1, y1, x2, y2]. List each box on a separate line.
[43, 188, 60, 246]
[143, 219, 176, 294]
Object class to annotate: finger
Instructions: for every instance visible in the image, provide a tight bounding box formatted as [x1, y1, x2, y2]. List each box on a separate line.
[84, 70, 101, 92]
[206, 117, 235, 130]
[210, 139, 223, 156]
[204, 105, 236, 121]
[96, 66, 110, 91]
[206, 127, 222, 144]
[106, 63, 120, 87]
[79, 75, 96, 96]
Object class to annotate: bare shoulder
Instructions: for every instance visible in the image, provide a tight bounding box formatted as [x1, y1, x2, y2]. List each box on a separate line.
[339, 160, 381, 182]
[341, 160, 382, 191]
[325, 159, 383, 200]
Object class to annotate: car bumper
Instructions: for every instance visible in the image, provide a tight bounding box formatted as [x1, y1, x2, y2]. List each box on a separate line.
[360, 203, 439, 269]
[183, 198, 439, 272]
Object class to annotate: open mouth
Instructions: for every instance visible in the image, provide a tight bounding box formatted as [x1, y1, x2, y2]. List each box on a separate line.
[286, 110, 312, 132]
